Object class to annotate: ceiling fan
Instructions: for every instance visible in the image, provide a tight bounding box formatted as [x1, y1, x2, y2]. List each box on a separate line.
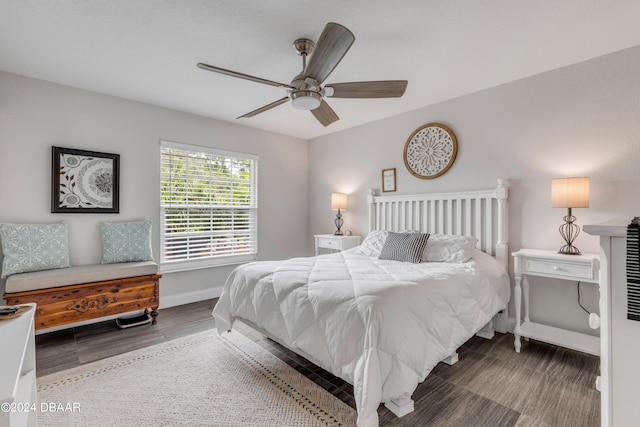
[197, 22, 408, 127]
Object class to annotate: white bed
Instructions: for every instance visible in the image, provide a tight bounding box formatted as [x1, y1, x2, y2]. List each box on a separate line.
[213, 180, 510, 427]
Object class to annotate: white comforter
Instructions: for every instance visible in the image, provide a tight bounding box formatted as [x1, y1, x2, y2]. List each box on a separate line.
[213, 249, 510, 427]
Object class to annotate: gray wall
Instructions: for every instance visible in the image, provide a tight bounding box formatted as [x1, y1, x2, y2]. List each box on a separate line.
[3, 44, 640, 334]
[0, 71, 309, 306]
[308, 45, 640, 335]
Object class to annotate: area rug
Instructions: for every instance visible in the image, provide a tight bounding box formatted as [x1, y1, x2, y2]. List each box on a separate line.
[37, 330, 357, 426]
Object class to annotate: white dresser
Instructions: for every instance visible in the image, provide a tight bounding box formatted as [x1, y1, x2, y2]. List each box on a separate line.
[585, 220, 640, 427]
[0, 303, 37, 427]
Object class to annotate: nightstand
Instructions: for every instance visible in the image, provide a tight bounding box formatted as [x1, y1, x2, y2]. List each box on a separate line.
[314, 234, 361, 256]
[512, 249, 600, 356]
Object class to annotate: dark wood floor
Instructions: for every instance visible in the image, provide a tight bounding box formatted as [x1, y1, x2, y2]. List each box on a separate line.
[36, 299, 600, 426]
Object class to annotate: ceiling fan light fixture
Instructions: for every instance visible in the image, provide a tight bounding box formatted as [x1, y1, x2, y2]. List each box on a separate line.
[290, 91, 322, 110]
[198, 22, 407, 125]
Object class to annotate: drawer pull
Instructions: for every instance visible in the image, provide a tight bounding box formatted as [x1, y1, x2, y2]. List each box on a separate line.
[554, 266, 561, 271]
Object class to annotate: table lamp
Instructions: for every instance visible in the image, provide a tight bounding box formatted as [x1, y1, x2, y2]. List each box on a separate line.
[551, 177, 590, 255]
[331, 193, 347, 235]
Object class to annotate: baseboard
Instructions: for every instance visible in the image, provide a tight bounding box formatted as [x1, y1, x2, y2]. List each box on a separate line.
[159, 287, 223, 309]
[493, 310, 516, 335]
[505, 317, 516, 334]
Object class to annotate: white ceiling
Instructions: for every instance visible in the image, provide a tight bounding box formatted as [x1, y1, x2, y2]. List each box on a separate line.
[2, 1, 639, 140]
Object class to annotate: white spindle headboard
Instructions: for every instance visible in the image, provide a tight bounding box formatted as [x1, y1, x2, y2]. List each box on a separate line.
[368, 179, 509, 271]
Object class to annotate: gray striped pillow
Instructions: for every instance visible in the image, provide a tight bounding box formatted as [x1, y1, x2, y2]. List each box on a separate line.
[378, 232, 430, 263]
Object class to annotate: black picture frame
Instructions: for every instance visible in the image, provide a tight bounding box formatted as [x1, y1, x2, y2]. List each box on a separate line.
[51, 146, 120, 213]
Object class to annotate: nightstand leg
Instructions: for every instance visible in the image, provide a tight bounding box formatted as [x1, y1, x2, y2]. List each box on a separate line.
[522, 275, 531, 341]
[523, 276, 530, 323]
[514, 273, 522, 353]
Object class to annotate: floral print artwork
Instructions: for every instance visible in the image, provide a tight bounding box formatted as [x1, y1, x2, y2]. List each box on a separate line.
[57, 152, 115, 209]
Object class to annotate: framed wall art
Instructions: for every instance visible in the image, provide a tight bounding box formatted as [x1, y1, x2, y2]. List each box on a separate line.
[51, 146, 120, 213]
[404, 123, 458, 179]
[382, 168, 397, 192]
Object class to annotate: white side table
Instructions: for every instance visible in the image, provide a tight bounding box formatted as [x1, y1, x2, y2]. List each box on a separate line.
[314, 234, 361, 256]
[512, 249, 600, 355]
[0, 303, 37, 427]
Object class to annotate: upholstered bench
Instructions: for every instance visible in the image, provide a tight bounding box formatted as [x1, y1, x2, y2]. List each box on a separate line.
[3, 261, 161, 330]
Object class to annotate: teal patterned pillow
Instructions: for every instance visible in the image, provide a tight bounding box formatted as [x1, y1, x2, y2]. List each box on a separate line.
[101, 220, 153, 264]
[0, 222, 71, 278]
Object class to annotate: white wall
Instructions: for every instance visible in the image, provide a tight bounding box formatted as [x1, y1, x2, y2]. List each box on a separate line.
[308, 45, 640, 335]
[0, 71, 309, 306]
[3, 44, 640, 333]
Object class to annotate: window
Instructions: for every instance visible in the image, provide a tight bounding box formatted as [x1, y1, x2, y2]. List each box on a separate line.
[160, 140, 258, 272]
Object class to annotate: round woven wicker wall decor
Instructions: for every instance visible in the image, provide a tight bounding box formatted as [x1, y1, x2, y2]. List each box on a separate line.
[403, 123, 458, 179]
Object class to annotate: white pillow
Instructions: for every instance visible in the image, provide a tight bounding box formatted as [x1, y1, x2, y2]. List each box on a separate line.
[353, 230, 419, 257]
[353, 230, 388, 257]
[422, 234, 478, 263]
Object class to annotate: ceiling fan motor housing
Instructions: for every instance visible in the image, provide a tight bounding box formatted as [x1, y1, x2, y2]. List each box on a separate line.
[290, 73, 322, 110]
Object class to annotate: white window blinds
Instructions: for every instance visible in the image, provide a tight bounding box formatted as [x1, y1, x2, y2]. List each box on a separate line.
[160, 141, 258, 270]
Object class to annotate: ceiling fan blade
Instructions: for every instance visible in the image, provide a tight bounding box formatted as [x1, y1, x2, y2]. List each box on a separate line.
[303, 23, 355, 85]
[238, 97, 290, 118]
[197, 63, 292, 88]
[311, 99, 339, 127]
[325, 81, 408, 98]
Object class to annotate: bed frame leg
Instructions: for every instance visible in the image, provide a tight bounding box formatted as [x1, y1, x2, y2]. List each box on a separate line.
[476, 319, 495, 340]
[384, 395, 414, 418]
[442, 351, 459, 365]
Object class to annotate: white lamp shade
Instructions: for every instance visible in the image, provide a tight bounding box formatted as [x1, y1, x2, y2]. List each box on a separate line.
[331, 193, 348, 210]
[551, 177, 590, 208]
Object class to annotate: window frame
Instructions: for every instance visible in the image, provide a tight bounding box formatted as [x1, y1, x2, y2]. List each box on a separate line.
[159, 140, 258, 273]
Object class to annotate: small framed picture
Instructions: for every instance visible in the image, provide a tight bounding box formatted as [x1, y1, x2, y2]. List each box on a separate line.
[382, 168, 396, 192]
[52, 146, 120, 213]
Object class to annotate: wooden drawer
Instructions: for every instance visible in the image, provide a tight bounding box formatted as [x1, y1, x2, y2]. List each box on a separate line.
[523, 258, 595, 280]
[4, 274, 160, 330]
[318, 237, 341, 249]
